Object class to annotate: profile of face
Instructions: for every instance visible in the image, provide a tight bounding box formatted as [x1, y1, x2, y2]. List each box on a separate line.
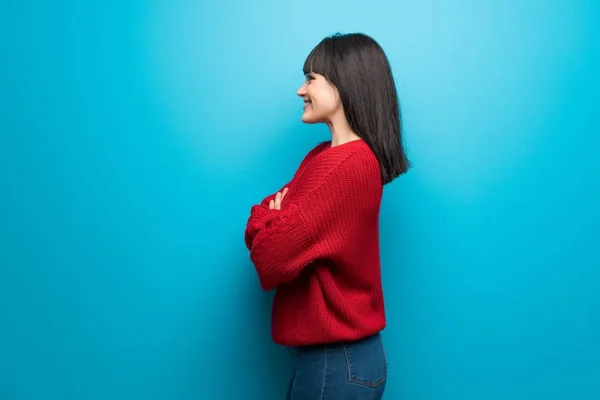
[296, 72, 343, 124]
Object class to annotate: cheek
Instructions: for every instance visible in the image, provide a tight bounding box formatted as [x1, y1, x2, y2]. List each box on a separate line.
[312, 87, 339, 112]
[321, 93, 340, 113]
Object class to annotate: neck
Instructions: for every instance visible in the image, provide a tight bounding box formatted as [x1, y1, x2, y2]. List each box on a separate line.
[327, 113, 361, 147]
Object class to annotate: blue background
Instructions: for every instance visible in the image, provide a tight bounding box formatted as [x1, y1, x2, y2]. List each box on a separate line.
[1, 1, 599, 399]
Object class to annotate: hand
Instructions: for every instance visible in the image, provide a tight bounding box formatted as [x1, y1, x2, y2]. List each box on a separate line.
[269, 188, 289, 210]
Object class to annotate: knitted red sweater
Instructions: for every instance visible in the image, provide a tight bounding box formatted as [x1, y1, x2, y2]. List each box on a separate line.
[245, 139, 386, 346]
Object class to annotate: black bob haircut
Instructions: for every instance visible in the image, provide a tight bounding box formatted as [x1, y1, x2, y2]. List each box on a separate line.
[303, 32, 410, 185]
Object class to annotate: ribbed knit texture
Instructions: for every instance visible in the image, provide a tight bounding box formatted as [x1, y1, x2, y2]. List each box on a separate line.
[245, 139, 386, 346]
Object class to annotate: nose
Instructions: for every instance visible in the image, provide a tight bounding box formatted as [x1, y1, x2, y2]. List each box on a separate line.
[297, 82, 307, 97]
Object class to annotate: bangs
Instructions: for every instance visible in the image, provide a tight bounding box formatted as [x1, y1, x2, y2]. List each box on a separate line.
[302, 39, 335, 79]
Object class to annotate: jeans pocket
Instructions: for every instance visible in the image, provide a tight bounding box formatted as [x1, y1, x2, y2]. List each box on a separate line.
[343, 334, 388, 388]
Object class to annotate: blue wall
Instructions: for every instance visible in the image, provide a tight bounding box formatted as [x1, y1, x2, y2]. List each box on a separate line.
[1, 1, 599, 399]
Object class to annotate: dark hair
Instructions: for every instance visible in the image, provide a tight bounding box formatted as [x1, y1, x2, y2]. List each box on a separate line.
[303, 32, 410, 184]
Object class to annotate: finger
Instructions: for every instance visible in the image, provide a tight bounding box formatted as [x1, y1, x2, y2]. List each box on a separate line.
[278, 188, 289, 210]
[269, 199, 275, 209]
[275, 192, 282, 210]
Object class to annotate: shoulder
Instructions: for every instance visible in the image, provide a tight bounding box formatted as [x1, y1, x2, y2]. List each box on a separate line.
[307, 140, 382, 187]
[297, 141, 382, 218]
[343, 141, 381, 179]
[316, 139, 379, 169]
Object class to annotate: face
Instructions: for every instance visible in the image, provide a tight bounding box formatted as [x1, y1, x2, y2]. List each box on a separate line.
[296, 72, 343, 124]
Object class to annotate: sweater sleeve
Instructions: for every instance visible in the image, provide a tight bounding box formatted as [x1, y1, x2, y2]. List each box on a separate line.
[249, 150, 379, 290]
[244, 141, 329, 250]
[244, 189, 286, 250]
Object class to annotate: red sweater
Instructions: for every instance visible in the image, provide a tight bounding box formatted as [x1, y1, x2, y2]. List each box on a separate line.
[244, 139, 386, 346]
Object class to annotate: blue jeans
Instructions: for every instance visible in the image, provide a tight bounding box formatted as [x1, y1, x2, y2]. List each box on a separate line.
[285, 333, 387, 399]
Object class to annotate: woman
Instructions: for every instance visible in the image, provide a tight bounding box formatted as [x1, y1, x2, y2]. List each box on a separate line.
[244, 32, 410, 399]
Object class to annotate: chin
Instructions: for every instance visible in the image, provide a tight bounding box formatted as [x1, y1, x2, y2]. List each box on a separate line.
[301, 112, 320, 124]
